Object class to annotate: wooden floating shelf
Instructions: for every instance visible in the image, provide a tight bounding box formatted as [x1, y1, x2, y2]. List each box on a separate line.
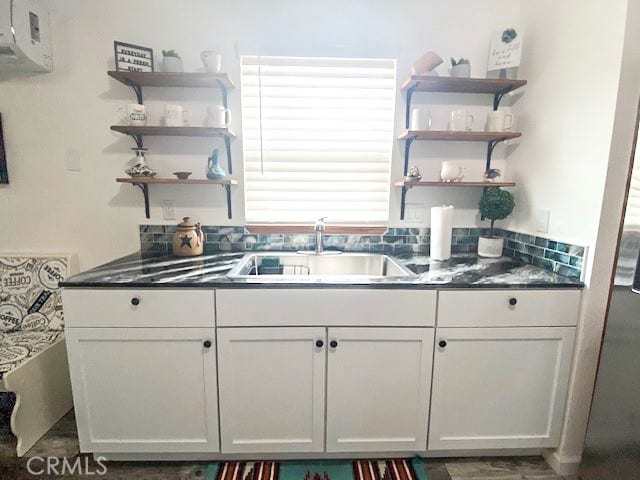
[117, 177, 238, 185]
[398, 130, 521, 142]
[108, 70, 235, 89]
[111, 125, 236, 138]
[401, 76, 526, 94]
[394, 180, 516, 188]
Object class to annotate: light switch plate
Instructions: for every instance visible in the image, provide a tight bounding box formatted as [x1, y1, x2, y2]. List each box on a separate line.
[534, 208, 550, 233]
[162, 201, 176, 220]
[404, 203, 426, 225]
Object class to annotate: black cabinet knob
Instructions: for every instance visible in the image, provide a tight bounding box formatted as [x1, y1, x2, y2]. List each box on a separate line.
[203, 340, 212, 348]
[131, 297, 140, 306]
[315, 340, 324, 348]
[509, 297, 518, 306]
[329, 340, 338, 348]
[438, 340, 447, 348]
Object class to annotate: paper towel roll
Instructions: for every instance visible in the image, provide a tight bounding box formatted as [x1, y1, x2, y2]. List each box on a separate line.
[430, 205, 454, 261]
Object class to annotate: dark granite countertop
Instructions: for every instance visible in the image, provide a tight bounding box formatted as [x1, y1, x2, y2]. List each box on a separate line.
[60, 251, 584, 289]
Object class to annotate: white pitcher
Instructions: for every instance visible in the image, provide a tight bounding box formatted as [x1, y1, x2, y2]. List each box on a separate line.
[440, 161, 465, 182]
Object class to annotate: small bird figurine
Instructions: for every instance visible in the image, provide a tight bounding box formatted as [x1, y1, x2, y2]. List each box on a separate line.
[483, 168, 502, 182]
[406, 165, 422, 182]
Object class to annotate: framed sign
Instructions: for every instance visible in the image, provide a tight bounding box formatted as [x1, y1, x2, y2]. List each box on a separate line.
[488, 28, 522, 72]
[114, 41, 154, 72]
[0, 114, 7, 184]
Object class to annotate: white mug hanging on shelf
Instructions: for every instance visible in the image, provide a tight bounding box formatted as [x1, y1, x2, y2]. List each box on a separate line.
[164, 104, 191, 127]
[448, 109, 473, 131]
[205, 105, 232, 128]
[410, 108, 432, 131]
[118, 104, 147, 126]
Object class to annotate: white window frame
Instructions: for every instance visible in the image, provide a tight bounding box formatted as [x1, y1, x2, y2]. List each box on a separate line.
[240, 55, 397, 226]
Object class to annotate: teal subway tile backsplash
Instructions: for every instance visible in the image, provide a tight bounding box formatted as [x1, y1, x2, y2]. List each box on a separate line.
[139, 225, 585, 279]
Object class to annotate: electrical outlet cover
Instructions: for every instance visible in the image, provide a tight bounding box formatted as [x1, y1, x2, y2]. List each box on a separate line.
[162, 201, 176, 220]
[534, 208, 550, 233]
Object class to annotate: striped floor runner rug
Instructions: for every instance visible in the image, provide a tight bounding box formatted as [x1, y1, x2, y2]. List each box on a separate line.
[206, 458, 426, 480]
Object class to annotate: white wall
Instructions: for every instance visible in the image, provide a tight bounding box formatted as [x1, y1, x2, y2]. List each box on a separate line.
[510, 2, 627, 251]
[0, 0, 520, 269]
[511, 0, 640, 472]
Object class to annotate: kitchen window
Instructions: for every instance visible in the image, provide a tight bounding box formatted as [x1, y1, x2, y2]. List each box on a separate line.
[240, 56, 397, 226]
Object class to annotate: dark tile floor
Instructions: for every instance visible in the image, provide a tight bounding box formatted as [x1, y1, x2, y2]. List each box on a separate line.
[0, 411, 582, 479]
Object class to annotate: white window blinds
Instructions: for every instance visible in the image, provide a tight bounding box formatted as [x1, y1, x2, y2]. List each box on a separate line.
[240, 56, 396, 224]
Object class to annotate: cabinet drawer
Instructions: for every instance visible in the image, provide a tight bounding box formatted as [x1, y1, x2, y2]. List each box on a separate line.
[437, 289, 580, 327]
[62, 289, 215, 328]
[216, 289, 436, 327]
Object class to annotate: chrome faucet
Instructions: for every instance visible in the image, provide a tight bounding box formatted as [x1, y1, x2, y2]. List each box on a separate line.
[314, 216, 327, 254]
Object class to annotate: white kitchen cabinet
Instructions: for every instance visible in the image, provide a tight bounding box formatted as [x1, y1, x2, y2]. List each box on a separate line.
[216, 289, 436, 327]
[429, 326, 576, 451]
[65, 328, 219, 453]
[326, 327, 434, 452]
[217, 327, 326, 453]
[437, 289, 580, 327]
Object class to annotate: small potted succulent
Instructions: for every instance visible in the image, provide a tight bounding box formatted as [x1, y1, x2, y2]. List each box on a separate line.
[450, 57, 471, 78]
[162, 49, 183, 72]
[478, 187, 515, 258]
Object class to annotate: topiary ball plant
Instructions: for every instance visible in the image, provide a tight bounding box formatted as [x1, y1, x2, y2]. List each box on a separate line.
[479, 187, 515, 238]
[162, 49, 181, 59]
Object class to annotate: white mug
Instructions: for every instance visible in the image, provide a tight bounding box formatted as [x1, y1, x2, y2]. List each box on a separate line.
[498, 106, 515, 130]
[410, 108, 432, 131]
[206, 105, 231, 128]
[118, 104, 147, 126]
[448, 109, 473, 131]
[201, 50, 222, 73]
[165, 104, 191, 127]
[485, 110, 514, 132]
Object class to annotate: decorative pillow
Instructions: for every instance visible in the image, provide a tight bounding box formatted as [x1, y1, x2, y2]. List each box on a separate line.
[0, 256, 70, 333]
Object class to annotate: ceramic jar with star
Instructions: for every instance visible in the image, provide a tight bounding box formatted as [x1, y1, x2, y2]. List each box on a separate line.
[172, 217, 204, 256]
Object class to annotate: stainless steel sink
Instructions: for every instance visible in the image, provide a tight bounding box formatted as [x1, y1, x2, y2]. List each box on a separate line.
[228, 252, 414, 278]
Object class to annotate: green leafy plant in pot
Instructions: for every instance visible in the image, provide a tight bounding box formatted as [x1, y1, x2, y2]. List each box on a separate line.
[162, 49, 183, 73]
[450, 57, 471, 78]
[478, 187, 515, 258]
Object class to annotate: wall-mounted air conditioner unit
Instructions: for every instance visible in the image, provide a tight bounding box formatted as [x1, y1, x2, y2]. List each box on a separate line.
[0, 0, 52, 73]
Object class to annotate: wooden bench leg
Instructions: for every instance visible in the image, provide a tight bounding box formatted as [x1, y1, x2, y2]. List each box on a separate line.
[4, 339, 73, 457]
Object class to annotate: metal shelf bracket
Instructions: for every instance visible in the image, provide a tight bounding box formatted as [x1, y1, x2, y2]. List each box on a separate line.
[493, 86, 512, 111]
[404, 85, 418, 129]
[222, 184, 232, 219]
[399, 185, 412, 220]
[403, 136, 416, 176]
[132, 183, 151, 219]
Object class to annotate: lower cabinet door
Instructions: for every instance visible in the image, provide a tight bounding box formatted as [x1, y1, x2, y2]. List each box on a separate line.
[429, 327, 576, 450]
[217, 327, 326, 453]
[65, 328, 219, 453]
[325, 327, 434, 452]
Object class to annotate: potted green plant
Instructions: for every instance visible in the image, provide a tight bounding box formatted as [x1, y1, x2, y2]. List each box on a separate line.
[478, 187, 515, 257]
[450, 57, 471, 78]
[162, 49, 183, 73]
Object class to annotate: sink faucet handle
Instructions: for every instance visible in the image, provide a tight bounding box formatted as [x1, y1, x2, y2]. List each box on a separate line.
[314, 216, 328, 231]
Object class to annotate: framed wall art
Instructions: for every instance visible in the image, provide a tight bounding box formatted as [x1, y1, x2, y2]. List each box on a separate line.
[114, 41, 154, 73]
[0, 113, 8, 184]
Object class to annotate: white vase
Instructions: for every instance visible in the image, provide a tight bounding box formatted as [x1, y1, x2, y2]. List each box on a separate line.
[478, 236, 503, 258]
[163, 56, 183, 72]
[450, 63, 471, 78]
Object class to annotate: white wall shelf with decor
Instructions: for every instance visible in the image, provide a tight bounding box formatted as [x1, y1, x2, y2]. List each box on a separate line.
[107, 70, 238, 219]
[397, 76, 526, 220]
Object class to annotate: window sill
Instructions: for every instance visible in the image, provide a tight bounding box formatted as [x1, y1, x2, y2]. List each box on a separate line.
[246, 224, 387, 235]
